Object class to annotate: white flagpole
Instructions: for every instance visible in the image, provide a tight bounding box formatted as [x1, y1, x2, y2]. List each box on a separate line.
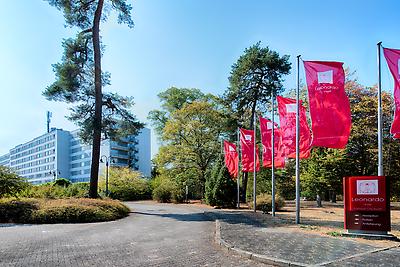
[253, 112, 257, 212]
[377, 42, 383, 176]
[237, 128, 240, 208]
[271, 90, 276, 216]
[296, 55, 301, 224]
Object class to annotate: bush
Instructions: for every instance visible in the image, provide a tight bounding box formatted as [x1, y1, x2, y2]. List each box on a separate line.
[0, 198, 129, 224]
[0, 198, 38, 223]
[100, 167, 151, 201]
[0, 166, 30, 197]
[213, 164, 236, 208]
[205, 160, 219, 206]
[53, 178, 72, 188]
[249, 193, 285, 213]
[205, 159, 236, 208]
[152, 179, 177, 203]
[65, 182, 90, 198]
[18, 184, 67, 199]
[17, 181, 90, 199]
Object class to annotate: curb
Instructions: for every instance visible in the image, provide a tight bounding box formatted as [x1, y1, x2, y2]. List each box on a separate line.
[214, 220, 306, 267]
[214, 219, 400, 267]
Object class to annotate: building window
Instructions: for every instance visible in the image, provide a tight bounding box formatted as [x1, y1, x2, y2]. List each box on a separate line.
[71, 147, 82, 153]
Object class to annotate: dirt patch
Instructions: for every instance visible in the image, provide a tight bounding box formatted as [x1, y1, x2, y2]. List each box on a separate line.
[242, 201, 400, 247]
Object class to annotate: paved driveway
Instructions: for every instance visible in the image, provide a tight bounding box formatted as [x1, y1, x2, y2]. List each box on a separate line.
[0, 201, 265, 267]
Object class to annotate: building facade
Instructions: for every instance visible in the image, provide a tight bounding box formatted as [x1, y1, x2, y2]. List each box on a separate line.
[0, 153, 10, 168]
[0, 128, 151, 184]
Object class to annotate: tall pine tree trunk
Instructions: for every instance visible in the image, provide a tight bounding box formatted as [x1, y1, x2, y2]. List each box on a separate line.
[89, 0, 104, 198]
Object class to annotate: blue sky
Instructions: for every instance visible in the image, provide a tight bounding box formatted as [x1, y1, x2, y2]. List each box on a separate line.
[1, 0, 399, 157]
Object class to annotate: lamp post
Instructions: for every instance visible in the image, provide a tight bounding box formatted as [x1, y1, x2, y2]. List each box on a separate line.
[100, 155, 114, 196]
[50, 170, 60, 181]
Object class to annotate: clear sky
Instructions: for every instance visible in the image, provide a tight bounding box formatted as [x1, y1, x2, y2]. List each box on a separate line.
[1, 0, 400, 157]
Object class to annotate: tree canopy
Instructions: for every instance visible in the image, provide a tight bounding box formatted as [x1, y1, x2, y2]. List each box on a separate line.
[148, 87, 215, 138]
[223, 42, 291, 200]
[224, 41, 291, 128]
[155, 100, 227, 196]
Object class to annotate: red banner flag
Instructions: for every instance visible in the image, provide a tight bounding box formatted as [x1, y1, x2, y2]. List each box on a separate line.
[259, 116, 285, 168]
[303, 61, 352, 148]
[223, 141, 239, 178]
[277, 96, 312, 159]
[239, 128, 260, 172]
[383, 48, 400, 138]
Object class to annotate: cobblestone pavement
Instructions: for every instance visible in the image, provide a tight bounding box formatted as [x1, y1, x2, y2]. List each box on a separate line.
[0, 202, 267, 267]
[207, 211, 400, 267]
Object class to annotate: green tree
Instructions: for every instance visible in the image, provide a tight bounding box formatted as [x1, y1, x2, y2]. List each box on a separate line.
[44, 0, 142, 198]
[0, 166, 29, 197]
[301, 148, 348, 201]
[204, 159, 219, 206]
[148, 87, 214, 138]
[213, 163, 237, 208]
[224, 42, 291, 200]
[156, 101, 226, 197]
[205, 158, 236, 207]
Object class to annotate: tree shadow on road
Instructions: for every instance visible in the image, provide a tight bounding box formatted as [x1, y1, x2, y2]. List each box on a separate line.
[130, 210, 265, 228]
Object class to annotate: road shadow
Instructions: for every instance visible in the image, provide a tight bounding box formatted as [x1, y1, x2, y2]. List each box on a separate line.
[130, 210, 265, 228]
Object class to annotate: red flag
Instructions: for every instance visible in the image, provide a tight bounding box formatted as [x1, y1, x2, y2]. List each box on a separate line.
[383, 48, 400, 138]
[259, 116, 285, 168]
[239, 128, 260, 172]
[303, 61, 352, 148]
[277, 96, 312, 159]
[223, 141, 239, 178]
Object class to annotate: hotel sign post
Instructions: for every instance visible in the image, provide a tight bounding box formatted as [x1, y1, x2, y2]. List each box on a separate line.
[343, 176, 391, 237]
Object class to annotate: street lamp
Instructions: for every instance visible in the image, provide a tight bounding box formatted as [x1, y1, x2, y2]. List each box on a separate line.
[49, 170, 60, 181]
[100, 155, 115, 196]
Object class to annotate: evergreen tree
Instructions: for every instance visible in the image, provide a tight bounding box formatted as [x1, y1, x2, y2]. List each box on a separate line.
[44, 0, 142, 197]
[224, 42, 291, 200]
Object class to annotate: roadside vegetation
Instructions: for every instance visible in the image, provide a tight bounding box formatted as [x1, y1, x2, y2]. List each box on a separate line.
[0, 166, 130, 224]
[0, 197, 129, 224]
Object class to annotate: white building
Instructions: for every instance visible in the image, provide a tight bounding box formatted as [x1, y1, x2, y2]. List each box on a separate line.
[0, 128, 151, 184]
[0, 153, 10, 168]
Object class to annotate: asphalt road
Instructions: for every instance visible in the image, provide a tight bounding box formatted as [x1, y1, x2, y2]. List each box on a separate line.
[0, 201, 266, 267]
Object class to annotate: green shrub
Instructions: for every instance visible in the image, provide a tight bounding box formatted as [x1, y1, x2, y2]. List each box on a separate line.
[249, 193, 285, 213]
[18, 184, 67, 199]
[65, 182, 90, 197]
[0, 166, 30, 197]
[0, 198, 129, 224]
[100, 167, 151, 201]
[213, 163, 236, 208]
[152, 183, 172, 203]
[0, 198, 38, 223]
[18, 182, 90, 199]
[205, 160, 219, 206]
[205, 159, 236, 208]
[53, 178, 72, 188]
[152, 179, 177, 203]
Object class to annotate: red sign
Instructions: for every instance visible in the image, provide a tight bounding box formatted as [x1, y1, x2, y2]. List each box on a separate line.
[343, 176, 390, 232]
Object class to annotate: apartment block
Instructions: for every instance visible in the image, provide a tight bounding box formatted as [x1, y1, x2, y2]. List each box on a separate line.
[0, 128, 151, 184]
